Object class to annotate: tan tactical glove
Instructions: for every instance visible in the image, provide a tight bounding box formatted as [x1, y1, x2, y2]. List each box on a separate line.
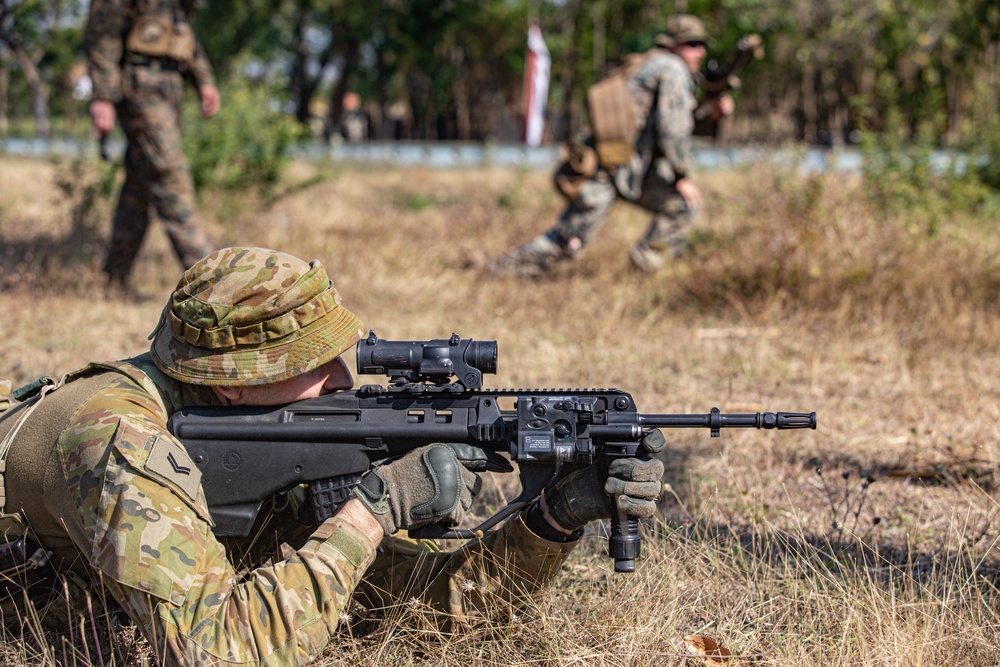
[354, 443, 513, 536]
[534, 429, 666, 538]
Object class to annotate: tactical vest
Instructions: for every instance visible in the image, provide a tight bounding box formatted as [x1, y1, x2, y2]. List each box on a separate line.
[0, 372, 96, 626]
[125, 0, 197, 63]
[587, 49, 660, 169]
[0, 362, 171, 626]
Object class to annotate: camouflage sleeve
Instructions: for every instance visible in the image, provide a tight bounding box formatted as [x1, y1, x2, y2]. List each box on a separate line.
[653, 57, 697, 179]
[184, 37, 216, 89]
[59, 398, 377, 665]
[84, 0, 128, 103]
[354, 512, 577, 627]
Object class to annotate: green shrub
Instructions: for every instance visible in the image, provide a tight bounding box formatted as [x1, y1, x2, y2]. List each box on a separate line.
[183, 80, 303, 193]
[971, 119, 1000, 193]
[856, 97, 991, 236]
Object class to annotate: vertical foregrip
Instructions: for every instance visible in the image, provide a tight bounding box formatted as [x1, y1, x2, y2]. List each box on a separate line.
[608, 509, 641, 573]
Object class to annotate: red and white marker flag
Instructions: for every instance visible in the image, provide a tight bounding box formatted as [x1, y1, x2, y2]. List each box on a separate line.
[523, 23, 550, 147]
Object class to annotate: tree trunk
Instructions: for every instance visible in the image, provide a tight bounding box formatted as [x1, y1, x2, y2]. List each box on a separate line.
[801, 63, 817, 144]
[715, 115, 733, 144]
[289, 7, 311, 124]
[945, 74, 960, 146]
[322, 49, 360, 142]
[778, 85, 798, 142]
[0, 51, 8, 136]
[450, 46, 470, 141]
[288, 3, 338, 127]
[10, 43, 49, 137]
[592, 6, 605, 75]
[453, 76, 470, 141]
[558, 0, 582, 141]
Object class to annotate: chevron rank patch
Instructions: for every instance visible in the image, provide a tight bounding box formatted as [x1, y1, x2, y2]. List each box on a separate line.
[146, 435, 202, 502]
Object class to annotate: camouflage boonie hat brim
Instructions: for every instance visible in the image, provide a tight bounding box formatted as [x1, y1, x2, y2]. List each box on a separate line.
[656, 14, 714, 48]
[150, 247, 366, 386]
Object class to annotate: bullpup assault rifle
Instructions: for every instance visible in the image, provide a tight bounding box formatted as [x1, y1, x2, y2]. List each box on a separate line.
[170, 331, 816, 573]
[694, 31, 768, 137]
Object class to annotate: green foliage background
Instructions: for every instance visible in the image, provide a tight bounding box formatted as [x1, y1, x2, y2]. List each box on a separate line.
[182, 78, 302, 193]
[1, 0, 999, 189]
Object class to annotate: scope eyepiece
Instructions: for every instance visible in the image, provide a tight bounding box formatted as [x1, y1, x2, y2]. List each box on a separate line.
[356, 330, 497, 389]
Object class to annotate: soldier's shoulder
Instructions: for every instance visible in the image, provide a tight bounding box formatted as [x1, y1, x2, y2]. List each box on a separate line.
[71, 358, 173, 428]
[628, 49, 687, 87]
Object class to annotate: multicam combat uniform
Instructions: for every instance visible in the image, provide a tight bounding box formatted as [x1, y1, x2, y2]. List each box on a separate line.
[0, 355, 575, 664]
[85, 0, 215, 281]
[493, 48, 699, 276]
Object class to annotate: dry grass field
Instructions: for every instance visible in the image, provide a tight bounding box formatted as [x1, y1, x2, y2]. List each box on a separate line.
[1, 152, 999, 665]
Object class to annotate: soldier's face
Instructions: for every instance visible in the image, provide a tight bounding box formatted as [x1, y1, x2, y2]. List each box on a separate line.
[675, 42, 707, 73]
[213, 355, 354, 406]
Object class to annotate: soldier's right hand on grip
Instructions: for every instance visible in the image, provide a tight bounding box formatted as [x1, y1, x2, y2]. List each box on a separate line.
[353, 443, 513, 536]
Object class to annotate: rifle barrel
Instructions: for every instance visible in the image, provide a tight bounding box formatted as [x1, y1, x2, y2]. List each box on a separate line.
[638, 410, 816, 432]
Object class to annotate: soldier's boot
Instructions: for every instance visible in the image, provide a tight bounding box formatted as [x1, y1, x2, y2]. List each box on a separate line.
[629, 232, 690, 272]
[628, 242, 666, 273]
[104, 272, 151, 303]
[489, 233, 564, 278]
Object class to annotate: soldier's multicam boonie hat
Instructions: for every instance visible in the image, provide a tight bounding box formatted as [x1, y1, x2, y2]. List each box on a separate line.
[150, 247, 366, 386]
[655, 14, 713, 48]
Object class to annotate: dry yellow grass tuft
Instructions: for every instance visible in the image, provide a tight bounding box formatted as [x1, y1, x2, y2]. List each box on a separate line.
[1, 155, 998, 665]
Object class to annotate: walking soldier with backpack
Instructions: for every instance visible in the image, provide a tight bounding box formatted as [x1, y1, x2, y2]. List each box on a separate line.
[491, 15, 735, 276]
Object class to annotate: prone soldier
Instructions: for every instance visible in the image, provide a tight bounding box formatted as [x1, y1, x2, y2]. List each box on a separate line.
[490, 15, 735, 276]
[0, 247, 664, 665]
[86, 0, 219, 298]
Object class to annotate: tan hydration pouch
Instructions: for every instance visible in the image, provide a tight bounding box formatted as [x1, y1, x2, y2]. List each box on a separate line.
[126, 11, 195, 62]
[587, 50, 660, 170]
[167, 19, 196, 62]
[588, 75, 637, 169]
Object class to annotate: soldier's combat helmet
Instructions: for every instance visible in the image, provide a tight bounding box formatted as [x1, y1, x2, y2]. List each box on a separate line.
[150, 247, 366, 386]
[655, 14, 713, 48]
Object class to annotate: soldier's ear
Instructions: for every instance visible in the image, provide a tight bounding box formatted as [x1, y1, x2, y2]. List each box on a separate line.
[212, 385, 242, 405]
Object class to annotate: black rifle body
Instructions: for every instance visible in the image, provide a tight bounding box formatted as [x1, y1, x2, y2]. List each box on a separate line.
[694, 32, 766, 137]
[170, 385, 814, 572]
[170, 331, 815, 573]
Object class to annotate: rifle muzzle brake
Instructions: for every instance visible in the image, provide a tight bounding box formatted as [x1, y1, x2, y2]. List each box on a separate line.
[767, 411, 817, 429]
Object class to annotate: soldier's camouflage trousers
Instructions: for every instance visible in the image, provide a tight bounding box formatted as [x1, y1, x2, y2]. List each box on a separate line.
[104, 64, 213, 280]
[492, 163, 695, 276]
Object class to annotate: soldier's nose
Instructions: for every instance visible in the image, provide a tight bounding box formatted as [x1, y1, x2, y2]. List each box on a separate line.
[322, 357, 354, 392]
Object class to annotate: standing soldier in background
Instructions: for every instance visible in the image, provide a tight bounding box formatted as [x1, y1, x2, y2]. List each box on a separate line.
[339, 92, 370, 142]
[490, 15, 735, 276]
[86, 0, 219, 298]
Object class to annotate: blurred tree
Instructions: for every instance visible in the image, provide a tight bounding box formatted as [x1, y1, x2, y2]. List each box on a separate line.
[0, 0, 84, 137]
[0, 0, 998, 149]
[195, 1, 387, 135]
[382, 0, 528, 140]
[0, 43, 8, 135]
[195, 0, 532, 141]
[192, 0, 285, 80]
